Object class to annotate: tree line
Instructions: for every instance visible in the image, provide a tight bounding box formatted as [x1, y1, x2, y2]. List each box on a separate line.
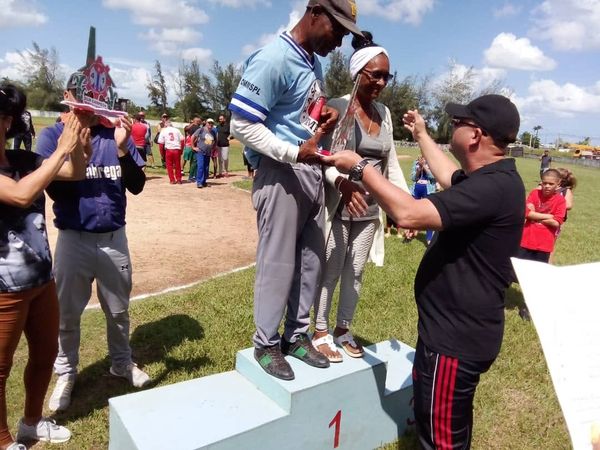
[6, 42, 531, 143]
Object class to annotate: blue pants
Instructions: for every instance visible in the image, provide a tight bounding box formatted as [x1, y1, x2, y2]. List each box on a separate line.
[196, 153, 210, 186]
[413, 183, 433, 242]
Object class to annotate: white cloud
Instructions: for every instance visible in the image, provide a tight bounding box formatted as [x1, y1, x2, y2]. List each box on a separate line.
[0, 50, 70, 83]
[513, 79, 600, 117]
[140, 27, 204, 56]
[358, 0, 434, 25]
[493, 3, 521, 18]
[435, 62, 507, 94]
[0, 51, 27, 80]
[109, 65, 153, 105]
[531, 0, 600, 51]
[484, 33, 556, 71]
[207, 0, 271, 7]
[0, 0, 47, 28]
[180, 47, 213, 63]
[141, 28, 202, 44]
[241, 4, 303, 56]
[102, 0, 209, 27]
[109, 64, 180, 106]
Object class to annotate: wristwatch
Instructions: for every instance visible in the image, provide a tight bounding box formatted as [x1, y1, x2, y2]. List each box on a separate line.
[348, 158, 369, 181]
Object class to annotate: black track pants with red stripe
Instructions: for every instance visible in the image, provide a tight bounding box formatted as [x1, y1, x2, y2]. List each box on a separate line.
[412, 339, 494, 449]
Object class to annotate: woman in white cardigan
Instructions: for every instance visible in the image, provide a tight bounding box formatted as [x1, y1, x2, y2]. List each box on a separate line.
[313, 32, 409, 362]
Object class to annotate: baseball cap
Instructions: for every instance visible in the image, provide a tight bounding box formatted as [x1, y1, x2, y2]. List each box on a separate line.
[206, 118, 215, 123]
[307, 0, 362, 36]
[445, 94, 520, 145]
[161, 113, 168, 118]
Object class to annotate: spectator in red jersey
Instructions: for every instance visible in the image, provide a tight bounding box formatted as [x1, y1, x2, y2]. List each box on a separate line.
[131, 113, 149, 165]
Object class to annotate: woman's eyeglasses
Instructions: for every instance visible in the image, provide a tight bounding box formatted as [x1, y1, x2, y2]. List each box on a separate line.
[362, 69, 394, 83]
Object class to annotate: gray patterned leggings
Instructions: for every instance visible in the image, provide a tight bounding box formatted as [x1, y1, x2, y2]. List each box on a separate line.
[314, 217, 377, 331]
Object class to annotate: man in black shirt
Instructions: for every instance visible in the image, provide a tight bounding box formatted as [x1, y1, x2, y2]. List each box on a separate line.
[322, 94, 524, 449]
[12, 110, 35, 151]
[539, 148, 552, 178]
[216, 115, 231, 177]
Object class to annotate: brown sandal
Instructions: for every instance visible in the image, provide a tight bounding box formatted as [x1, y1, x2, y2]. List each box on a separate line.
[334, 331, 364, 358]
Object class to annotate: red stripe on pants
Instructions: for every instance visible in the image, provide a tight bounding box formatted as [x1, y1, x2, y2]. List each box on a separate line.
[434, 355, 447, 448]
[445, 357, 458, 448]
[434, 355, 458, 449]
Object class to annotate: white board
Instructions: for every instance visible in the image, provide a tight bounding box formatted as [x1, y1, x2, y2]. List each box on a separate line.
[512, 258, 600, 450]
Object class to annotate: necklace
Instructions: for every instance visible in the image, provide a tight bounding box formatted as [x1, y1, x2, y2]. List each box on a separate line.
[355, 101, 376, 136]
[367, 109, 374, 135]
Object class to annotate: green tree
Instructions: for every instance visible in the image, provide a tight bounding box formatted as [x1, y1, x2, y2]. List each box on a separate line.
[174, 60, 210, 121]
[429, 61, 506, 143]
[19, 42, 65, 110]
[205, 61, 242, 118]
[379, 74, 427, 140]
[519, 131, 532, 147]
[146, 60, 168, 115]
[324, 50, 353, 98]
[533, 125, 543, 148]
[519, 131, 539, 148]
[577, 137, 591, 146]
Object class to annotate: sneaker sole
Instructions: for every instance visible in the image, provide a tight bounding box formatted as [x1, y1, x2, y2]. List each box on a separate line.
[43, 435, 71, 444]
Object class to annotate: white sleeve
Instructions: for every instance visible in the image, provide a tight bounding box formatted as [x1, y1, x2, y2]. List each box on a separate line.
[230, 113, 299, 163]
[157, 130, 165, 144]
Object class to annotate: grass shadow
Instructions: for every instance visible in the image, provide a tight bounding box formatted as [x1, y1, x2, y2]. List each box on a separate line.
[52, 314, 208, 423]
[504, 283, 525, 311]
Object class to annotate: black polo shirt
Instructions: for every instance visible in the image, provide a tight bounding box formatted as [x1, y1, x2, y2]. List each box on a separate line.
[414, 158, 525, 361]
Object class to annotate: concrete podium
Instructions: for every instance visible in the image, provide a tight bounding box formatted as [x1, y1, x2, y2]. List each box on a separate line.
[109, 339, 415, 449]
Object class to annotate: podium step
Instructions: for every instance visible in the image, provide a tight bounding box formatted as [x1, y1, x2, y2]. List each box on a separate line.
[109, 339, 415, 449]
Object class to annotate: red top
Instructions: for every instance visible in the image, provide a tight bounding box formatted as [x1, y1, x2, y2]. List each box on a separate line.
[520, 189, 566, 253]
[131, 122, 148, 147]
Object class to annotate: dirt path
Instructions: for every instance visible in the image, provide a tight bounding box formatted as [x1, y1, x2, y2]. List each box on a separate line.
[45, 172, 258, 305]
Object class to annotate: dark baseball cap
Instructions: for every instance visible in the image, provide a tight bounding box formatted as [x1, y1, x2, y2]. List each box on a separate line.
[445, 94, 520, 145]
[307, 0, 362, 36]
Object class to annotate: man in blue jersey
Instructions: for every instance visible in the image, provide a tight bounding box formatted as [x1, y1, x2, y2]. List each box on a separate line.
[229, 0, 362, 380]
[37, 57, 151, 412]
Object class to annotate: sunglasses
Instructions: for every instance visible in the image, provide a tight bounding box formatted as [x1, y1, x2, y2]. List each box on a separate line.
[362, 69, 394, 83]
[451, 118, 488, 136]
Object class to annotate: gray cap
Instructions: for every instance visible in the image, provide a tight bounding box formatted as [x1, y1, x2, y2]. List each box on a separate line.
[307, 0, 362, 36]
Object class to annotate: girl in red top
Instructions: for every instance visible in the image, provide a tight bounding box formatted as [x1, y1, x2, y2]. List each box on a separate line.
[517, 168, 566, 263]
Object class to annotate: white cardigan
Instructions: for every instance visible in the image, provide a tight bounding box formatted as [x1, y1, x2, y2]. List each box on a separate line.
[322, 95, 410, 266]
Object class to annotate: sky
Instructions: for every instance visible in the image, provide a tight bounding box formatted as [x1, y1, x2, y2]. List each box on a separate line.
[1, 0, 599, 146]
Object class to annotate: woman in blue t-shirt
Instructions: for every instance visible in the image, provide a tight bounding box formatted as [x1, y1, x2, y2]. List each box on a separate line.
[0, 84, 87, 449]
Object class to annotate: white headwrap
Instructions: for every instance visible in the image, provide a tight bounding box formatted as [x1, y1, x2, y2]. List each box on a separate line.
[349, 46, 389, 80]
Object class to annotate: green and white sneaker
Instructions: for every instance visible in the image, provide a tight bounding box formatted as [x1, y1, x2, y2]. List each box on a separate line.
[281, 334, 330, 368]
[254, 346, 295, 381]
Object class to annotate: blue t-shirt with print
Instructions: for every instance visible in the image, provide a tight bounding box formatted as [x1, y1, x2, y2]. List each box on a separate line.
[36, 122, 144, 233]
[228, 31, 325, 168]
[0, 151, 52, 292]
[192, 126, 217, 156]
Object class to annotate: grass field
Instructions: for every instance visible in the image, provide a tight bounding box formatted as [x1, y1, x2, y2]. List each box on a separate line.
[6, 121, 599, 448]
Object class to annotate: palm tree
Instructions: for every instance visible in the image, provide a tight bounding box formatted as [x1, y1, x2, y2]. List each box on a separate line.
[533, 125, 542, 148]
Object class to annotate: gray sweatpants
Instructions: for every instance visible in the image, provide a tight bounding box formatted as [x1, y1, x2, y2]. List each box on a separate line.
[53, 227, 133, 375]
[314, 217, 377, 330]
[251, 157, 325, 348]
